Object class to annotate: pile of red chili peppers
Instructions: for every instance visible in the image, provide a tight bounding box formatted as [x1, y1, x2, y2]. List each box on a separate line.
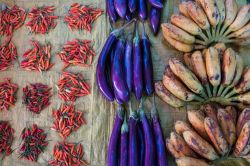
[64, 3, 103, 32]
[49, 141, 88, 166]
[26, 6, 58, 34]
[23, 83, 52, 114]
[58, 39, 95, 70]
[0, 78, 18, 111]
[52, 104, 86, 139]
[57, 72, 90, 102]
[0, 38, 17, 71]
[19, 124, 48, 162]
[21, 40, 54, 72]
[0, 121, 14, 156]
[0, 5, 26, 36]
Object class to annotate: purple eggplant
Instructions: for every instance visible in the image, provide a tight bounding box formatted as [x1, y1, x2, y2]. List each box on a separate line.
[133, 24, 143, 100]
[106, 0, 118, 22]
[96, 19, 135, 101]
[139, 98, 156, 166]
[149, 6, 161, 35]
[120, 112, 129, 166]
[112, 38, 130, 104]
[114, 0, 127, 18]
[149, 0, 163, 9]
[139, 0, 147, 20]
[107, 106, 125, 166]
[128, 0, 137, 13]
[128, 102, 139, 166]
[137, 116, 145, 166]
[151, 95, 168, 166]
[142, 23, 154, 96]
[124, 35, 133, 92]
[125, 9, 132, 21]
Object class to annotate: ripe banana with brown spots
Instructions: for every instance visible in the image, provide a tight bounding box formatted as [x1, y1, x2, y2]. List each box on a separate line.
[225, 106, 237, 124]
[228, 23, 250, 39]
[166, 139, 183, 158]
[183, 53, 194, 71]
[175, 121, 193, 135]
[178, 1, 190, 18]
[201, 104, 218, 123]
[236, 108, 250, 136]
[234, 121, 250, 156]
[176, 157, 210, 166]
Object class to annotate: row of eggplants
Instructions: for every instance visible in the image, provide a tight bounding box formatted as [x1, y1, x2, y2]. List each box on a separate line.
[96, 19, 154, 104]
[106, 0, 163, 35]
[108, 97, 168, 166]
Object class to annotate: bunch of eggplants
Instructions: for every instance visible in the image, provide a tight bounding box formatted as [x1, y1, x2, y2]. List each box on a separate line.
[107, 97, 168, 166]
[106, 0, 163, 35]
[96, 21, 154, 104]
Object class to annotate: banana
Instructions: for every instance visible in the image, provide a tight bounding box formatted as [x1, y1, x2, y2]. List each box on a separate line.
[162, 26, 194, 52]
[196, 0, 220, 27]
[214, 42, 226, 56]
[183, 130, 219, 160]
[169, 58, 206, 97]
[187, 110, 210, 141]
[183, 53, 194, 71]
[170, 14, 202, 36]
[236, 37, 250, 46]
[191, 51, 212, 97]
[222, 0, 238, 29]
[161, 23, 196, 44]
[204, 47, 221, 96]
[201, 104, 218, 123]
[186, 1, 210, 30]
[236, 108, 250, 136]
[228, 23, 250, 39]
[155, 81, 185, 108]
[204, 117, 229, 155]
[225, 106, 237, 124]
[228, 5, 250, 33]
[163, 66, 203, 102]
[176, 157, 210, 166]
[217, 108, 236, 147]
[175, 121, 193, 135]
[166, 139, 183, 158]
[179, 1, 190, 18]
[169, 132, 197, 157]
[216, 0, 226, 23]
[234, 121, 250, 156]
[230, 91, 250, 105]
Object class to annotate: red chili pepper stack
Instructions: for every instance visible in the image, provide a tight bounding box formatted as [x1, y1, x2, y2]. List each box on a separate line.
[52, 104, 86, 139]
[0, 121, 14, 156]
[0, 5, 26, 36]
[64, 3, 103, 32]
[49, 141, 88, 166]
[26, 6, 58, 34]
[0, 38, 17, 71]
[0, 78, 18, 111]
[23, 83, 52, 114]
[57, 72, 90, 102]
[21, 40, 54, 72]
[19, 124, 48, 162]
[58, 39, 95, 70]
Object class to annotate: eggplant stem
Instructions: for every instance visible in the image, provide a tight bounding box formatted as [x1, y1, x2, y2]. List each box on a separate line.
[128, 100, 133, 115]
[112, 18, 136, 36]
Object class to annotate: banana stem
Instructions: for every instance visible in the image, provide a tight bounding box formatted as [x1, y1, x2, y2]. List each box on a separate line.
[213, 86, 218, 97]
[205, 84, 212, 98]
[199, 33, 209, 43]
[194, 95, 205, 102]
[195, 39, 207, 45]
[205, 29, 213, 41]
[215, 23, 222, 40]
[200, 90, 208, 99]
[223, 27, 233, 38]
[217, 85, 225, 97]
[221, 85, 233, 97]
[219, 24, 228, 37]
[225, 89, 237, 99]
[212, 26, 216, 40]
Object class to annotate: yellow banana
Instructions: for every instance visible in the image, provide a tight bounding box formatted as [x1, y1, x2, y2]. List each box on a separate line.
[161, 23, 196, 44]
[155, 81, 185, 108]
[186, 1, 210, 30]
[169, 58, 206, 98]
[227, 5, 250, 33]
[161, 25, 194, 52]
[187, 110, 210, 141]
[183, 130, 219, 160]
[204, 47, 221, 96]
[191, 51, 212, 97]
[176, 157, 210, 166]
[162, 66, 204, 102]
[217, 108, 236, 147]
[196, 0, 220, 27]
[170, 14, 202, 36]
[175, 121, 193, 135]
[228, 23, 250, 39]
[179, 1, 190, 18]
[183, 53, 194, 71]
[214, 42, 226, 56]
[234, 121, 250, 156]
[166, 139, 183, 158]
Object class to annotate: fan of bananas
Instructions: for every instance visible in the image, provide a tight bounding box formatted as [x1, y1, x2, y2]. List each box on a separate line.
[166, 105, 250, 166]
[155, 43, 250, 108]
[161, 0, 250, 52]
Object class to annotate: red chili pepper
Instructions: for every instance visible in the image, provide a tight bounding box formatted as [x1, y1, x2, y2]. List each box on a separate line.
[64, 3, 103, 32]
[0, 5, 26, 36]
[26, 6, 58, 34]
[19, 124, 48, 162]
[0, 121, 14, 156]
[22, 83, 52, 114]
[21, 40, 54, 72]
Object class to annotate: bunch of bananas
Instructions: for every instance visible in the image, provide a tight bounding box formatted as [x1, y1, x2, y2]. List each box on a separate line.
[155, 44, 250, 108]
[161, 0, 250, 52]
[166, 105, 250, 166]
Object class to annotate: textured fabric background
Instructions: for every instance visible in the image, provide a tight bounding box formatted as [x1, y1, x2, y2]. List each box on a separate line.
[0, 0, 249, 166]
